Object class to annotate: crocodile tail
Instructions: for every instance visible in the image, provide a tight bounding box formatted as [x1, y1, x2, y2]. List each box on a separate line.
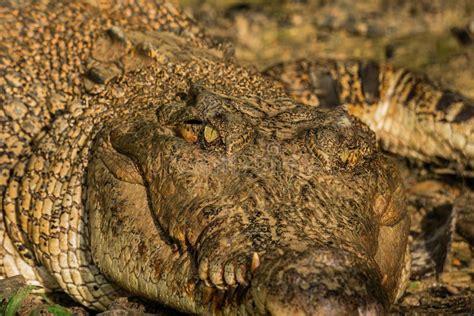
[264, 59, 474, 172]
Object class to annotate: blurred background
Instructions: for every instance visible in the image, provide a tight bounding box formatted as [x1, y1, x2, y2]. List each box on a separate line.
[180, 0, 474, 98]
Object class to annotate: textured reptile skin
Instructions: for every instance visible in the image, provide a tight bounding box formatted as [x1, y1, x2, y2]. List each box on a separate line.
[265, 59, 474, 171]
[0, 0, 471, 315]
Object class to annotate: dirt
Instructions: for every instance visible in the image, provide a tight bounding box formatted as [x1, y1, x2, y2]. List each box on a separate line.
[182, 0, 474, 98]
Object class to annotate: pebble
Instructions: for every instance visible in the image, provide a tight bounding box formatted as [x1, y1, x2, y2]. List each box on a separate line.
[440, 270, 472, 288]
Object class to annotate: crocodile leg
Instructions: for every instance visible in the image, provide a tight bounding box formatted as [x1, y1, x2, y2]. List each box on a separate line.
[264, 59, 474, 171]
[0, 0, 211, 310]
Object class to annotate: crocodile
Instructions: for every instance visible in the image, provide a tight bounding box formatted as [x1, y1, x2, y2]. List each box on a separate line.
[0, 0, 473, 315]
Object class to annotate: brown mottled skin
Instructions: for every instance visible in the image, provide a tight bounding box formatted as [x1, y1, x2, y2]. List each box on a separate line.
[265, 60, 474, 171]
[0, 0, 472, 315]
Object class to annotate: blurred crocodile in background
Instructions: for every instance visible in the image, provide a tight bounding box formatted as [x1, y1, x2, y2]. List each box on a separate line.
[0, 0, 473, 315]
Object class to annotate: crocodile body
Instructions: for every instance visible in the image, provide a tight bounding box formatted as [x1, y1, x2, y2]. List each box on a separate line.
[265, 60, 474, 171]
[0, 0, 472, 315]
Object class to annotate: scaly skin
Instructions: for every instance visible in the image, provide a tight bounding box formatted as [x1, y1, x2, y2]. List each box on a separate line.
[0, 0, 470, 314]
[265, 59, 474, 171]
[0, 0, 209, 310]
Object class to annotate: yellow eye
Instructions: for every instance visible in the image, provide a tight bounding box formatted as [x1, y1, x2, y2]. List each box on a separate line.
[340, 149, 359, 166]
[177, 126, 198, 143]
[203, 125, 219, 143]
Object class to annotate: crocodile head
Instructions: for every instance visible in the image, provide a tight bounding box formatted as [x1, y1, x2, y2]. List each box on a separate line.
[88, 84, 408, 315]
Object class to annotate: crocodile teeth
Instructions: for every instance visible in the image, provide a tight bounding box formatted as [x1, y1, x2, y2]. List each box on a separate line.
[251, 252, 260, 273]
[199, 257, 209, 284]
[202, 286, 214, 305]
[236, 264, 248, 286]
[224, 262, 236, 286]
[209, 260, 225, 289]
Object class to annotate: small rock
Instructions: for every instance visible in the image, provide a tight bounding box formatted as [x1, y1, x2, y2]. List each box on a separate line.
[5, 72, 23, 88]
[98, 297, 145, 316]
[454, 193, 474, 245]
[451, 240, 471, 265]
[402, 295, 420, 306]
[440, 270, 472, 289]
[0, 275, 26, 299]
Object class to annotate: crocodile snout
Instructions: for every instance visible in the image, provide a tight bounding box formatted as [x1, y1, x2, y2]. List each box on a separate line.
[244, 248, 388, 316]
[90, 87, 408, 314]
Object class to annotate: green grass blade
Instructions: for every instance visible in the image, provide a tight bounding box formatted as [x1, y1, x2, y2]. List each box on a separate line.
[45, 305, 72, 316]
[4, 285, 35, 316]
